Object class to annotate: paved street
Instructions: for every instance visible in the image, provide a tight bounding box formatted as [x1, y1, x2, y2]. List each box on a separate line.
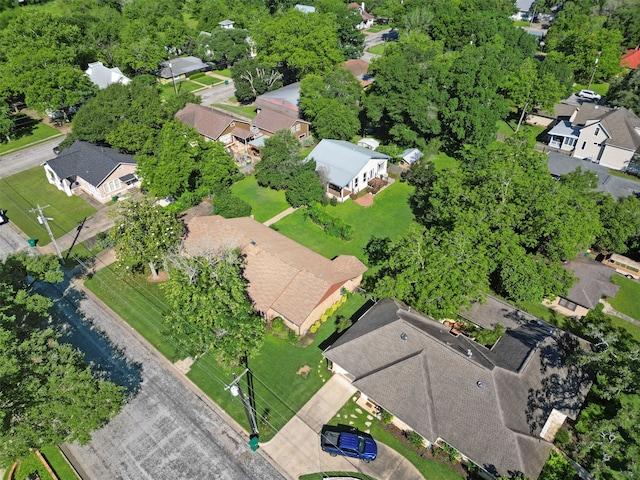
[0, 136, 65, 179]
[39, 275, 285, 480]
[0, 221, 31, 260]
[197, 80, 236, 107]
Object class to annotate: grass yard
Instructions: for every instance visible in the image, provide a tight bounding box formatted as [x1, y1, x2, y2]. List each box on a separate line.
[212, 103, 257, 119]
[0, 119, 61, 155]
[188, 294, 370, 441]
[40, 446, 79, 480]
[496, 119, 546, 145]
[84, 267, 179, 361]
[13, 451, 55, 480]
[572, 83, 609, 97]
[213, 68, 233, 78]
[230, 175, 289, 222]
[329, 399, 464, 480]
[272, 181, 415, 262]
[608, 275, 640, 321]
[367, 44, 386, 55]
[189, 74, 221, 86]
[0, 166, 96, 245]
[430, 151, 458, 171]
[160, 80, 206, 99]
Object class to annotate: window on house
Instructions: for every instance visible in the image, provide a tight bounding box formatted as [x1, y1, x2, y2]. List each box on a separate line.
[295, 124, 301, 132]
[103, 179, 121, 194]
[581, 141, 586, 150]
[565, 138, 576, 147]
[558, 298, 577, 311]
[354, 177, 359, 188]
[595, 127, 600, 136]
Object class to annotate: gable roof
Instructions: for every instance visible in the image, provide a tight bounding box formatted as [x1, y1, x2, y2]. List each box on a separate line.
[252, 109, 305, 134]
[343, 59, 374, 87]
[562, 255, 620, 308]
[295, 4, 316, 13]
[255, 83, 301, 118]
[182, 216, 366, 327]
[621, 48, 640, 69]
[307, 139, 390, 188]
[324, 297, 590, 479]
[85, 61, 130, 90]
[45, 141, 136, 187]
[546, 151, 640, 199]
[400, 148, 423, 164]
[159, 56, 212, 79]
[175, 103, 240, 140]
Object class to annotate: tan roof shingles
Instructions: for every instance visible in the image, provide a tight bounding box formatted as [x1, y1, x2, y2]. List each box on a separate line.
[176, 103, 236, 140]
[253, 109, 307, 134]
[183, 216, 366, 326]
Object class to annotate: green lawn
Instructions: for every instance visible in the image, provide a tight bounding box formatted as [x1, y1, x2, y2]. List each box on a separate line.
[608, 275, 640, 321]
[190, 74, 221, 86]
[572, 83, 609, 97]
[160, 80, 207, 99]
[273, 181, 415, 262]
[430, 151, 458, 171]
[0, 166, 97, 245]
[367, 44, 386, 55]
[40, 446, 79, 480]
[329, 399, 464, 480]
[496, 120, 546, 144]
[13, 451, 55, 480]
[606, 169, 640, 183]
[213, 68, 233, 78]
[0, 119, 62, 155]
[212, 103, 257, 119]
[366, 24, 388, 33]
[84, 267, 179, 361]
[230, 175, 290, 222]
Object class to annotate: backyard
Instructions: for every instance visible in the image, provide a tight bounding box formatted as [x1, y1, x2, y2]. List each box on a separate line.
[230, 175, 290, 222]
[272, 180, 415, 262]
[0, 166, 96, 245]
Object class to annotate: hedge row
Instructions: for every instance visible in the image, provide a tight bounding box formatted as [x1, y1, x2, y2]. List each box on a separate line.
[304, 204, 354, 240]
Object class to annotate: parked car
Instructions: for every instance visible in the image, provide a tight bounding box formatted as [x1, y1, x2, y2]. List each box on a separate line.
[0, 210, 8, 225]
[577, 89, 601, 101]
[320, 426, 377, 462]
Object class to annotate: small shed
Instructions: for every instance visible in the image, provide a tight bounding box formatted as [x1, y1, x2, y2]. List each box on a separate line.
[219, 19, 235, 29]
[357, 138, 380, 150]
[399, 148, 423, 167]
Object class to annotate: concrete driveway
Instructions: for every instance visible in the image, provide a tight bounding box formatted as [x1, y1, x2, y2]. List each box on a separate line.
[261, 375, 423, 480]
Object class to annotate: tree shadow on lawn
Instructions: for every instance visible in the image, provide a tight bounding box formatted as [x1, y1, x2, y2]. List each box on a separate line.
[35, 278, 143, 396]
[9, 113, 39, 140]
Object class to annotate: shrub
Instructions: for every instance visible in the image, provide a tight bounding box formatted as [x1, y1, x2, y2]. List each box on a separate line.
[96, 231, 116, 249]
[330, 196, 338, 206]
[440, 441, 460, 464]
[314, 321, 321, 330]
[474, 324, 505, 347]
[304, 203, 354, 240]
[380, 409, 393, 424]
[310, 323, 318, 333]
[336, 316, 352, 332]
[214, 189, 252, 218]
[406, 430, 425, 450]
[554, 428, 570, 445]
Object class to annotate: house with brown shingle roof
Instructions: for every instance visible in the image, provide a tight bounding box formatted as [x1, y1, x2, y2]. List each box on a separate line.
[545, 254, 620, 318]
[547, 103, 640, 170]
[251, 109, 310, 139]
[182, 215, 366, 334]
[324, 296, 590, 479]
[175, 103, 252, 148]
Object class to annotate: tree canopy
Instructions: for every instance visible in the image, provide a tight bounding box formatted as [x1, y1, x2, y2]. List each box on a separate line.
[0, 253, 124, 466]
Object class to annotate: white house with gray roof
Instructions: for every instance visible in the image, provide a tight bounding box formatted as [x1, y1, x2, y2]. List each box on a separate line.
[306, 139, 390, 201]
[324, 297, 590, 479]
[85, 62, 130, 90]
[547, 104, 640, 170]
[44, 141, 139, 203]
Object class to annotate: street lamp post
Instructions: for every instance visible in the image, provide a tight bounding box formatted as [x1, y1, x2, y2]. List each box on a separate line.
[587, 51, 601, 91]
[168, 61, 178, 95]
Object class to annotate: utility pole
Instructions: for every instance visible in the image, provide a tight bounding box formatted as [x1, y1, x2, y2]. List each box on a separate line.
[587, 51, 601, 91]
[168, 59, 178, 95]
[30, 204, 64, 264]
[225, 369, 259, 450]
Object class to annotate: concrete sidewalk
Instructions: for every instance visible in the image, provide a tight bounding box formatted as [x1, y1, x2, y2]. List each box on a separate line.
[263, 206, 297, 227]
[261, 375, 423, 480]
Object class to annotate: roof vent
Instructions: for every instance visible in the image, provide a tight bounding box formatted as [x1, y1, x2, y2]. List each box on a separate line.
[250, 240, 256, 246]
[400, 333, 408, 341]
[466, 349, 473, 357]
[476, 381, 484, 389]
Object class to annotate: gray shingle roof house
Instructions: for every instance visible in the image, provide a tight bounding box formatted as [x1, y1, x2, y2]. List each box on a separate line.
[158, 56, 212, 79]
[254, 83, 302, 118]
[547, 104, 640, 170]
[44, 141, 139, 203]
[546, 255, 620, 318]
[182, 215, 366, 334]
[85, 61, 130, 90]
[324, 297, 590, 479]
[306, 139, 390, 201]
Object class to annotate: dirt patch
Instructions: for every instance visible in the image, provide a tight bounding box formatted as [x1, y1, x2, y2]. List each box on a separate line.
[296, 365, 311, 378]
[147, 270, 169, 283]
[354, 193, 374, 207]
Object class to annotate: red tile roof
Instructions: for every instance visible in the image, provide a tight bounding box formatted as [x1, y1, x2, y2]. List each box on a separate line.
[621, 48, 640, 69]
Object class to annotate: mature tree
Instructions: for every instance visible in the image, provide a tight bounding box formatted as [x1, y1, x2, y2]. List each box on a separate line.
[537, 51, 575, 100]
[595, 194, 640, 253]
[109, 197, 185, 278]
[605, 0, 640, 48]
[0, 253, 124, 466]
[137, 120, 238, 199]
[315, 0, 365, 59]
[254, 9, 343, 79]
[607, 68, 640, 114]
[284, 162, 325, 207]
[300, 68, 362, 140]
[538, 451, 576, 480]
[195, 28, 251, 66]
[231, 57, 283, 103]
[162, 249, 265, 366]
[255, 129, 304, 190]
[0, 101, 12, 142]
[113, 19, 166, 75]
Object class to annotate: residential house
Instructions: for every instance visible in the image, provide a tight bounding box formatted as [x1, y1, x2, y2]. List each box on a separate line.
[158, 56, 212, 81]
[547, 103, 640, 170]
[85, 61, 130, 90]
[344, 59, 374, 88]
[324, 296, 590, 479]
[399, 148, 423, 168]
[294, 4, 316, 13]
[175, 103, 252, 147]
[219, 19, 235, 29]
[547, 151, 640, 200]
[251, 108, 310, 140]
[44, 141, 139, 203]
[182, 216, 367, 334]
[254, 82, 302, 119]
[621, 48, 640, 69]
[348, 2, 375, 30]
[511, 0, 535, 20]
[545, 254, 620, 318]
[307, 139, 390, 201]
[356, 137, 379, 150]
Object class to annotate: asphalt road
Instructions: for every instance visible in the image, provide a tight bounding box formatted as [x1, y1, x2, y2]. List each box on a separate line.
[197, 80, 237, 107]
[0, 221, 30, 260]
[39, 274, 285, 480]
[0, 136, 65, 179]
